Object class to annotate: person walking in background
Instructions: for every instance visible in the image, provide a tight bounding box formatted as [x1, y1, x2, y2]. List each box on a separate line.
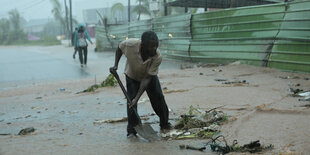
[72, 27, 78, 59]
[74, 24, 93, 67]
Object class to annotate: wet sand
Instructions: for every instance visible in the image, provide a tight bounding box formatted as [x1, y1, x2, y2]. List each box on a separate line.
[1, 47, 310, 154]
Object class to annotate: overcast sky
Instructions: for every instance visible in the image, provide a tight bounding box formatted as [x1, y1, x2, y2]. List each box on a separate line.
[0, 0, 129, 22]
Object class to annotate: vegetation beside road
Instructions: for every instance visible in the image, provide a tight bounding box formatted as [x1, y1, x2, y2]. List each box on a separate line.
[13, 36, 61, 46]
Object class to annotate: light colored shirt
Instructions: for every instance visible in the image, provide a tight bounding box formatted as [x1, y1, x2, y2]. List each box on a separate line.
[119, 38, 162, 81]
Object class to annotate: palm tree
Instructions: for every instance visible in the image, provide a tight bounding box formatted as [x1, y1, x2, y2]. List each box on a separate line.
[164, 0, 186, 16]
[8, 9, 26, 42]
[111, 3, 125, 24]
[96, 10, 113, 48]
[8, 9, 21, 31]
[64, 0, 70, 39]
[132, 0, 151, 20]
[50, 0, 66, 35]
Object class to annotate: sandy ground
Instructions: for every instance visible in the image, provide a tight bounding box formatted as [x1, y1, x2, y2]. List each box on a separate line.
[0, 48, 310, 154]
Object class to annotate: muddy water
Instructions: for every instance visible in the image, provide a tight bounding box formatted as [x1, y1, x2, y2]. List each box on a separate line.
[1, 45, 310, 154]
[0, 46, 210, 155]
[0, 92, 211, 155]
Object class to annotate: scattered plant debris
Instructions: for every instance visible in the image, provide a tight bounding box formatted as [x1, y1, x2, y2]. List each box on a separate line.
[180, 64, 194, 70]
[214, 79, 227, 81]
[163, 89, 189, 94]
[222, 80, 248, 85]
[18, 127, 35, 135]
[161, 106, 227, 140]
[289, 89, 310, 101]
[289, 88, 304, 95]
[279, 76, 300, 79]
[179, 144, 206, 151]
[197, 63, 220, 68]
[77, 74, 117, 94]
[298, 92, 310, 102]
[94, 114, 152, 124]
[300, 104, 310, 107]
[212, 69, 222, 72]
[207, 135, 273, 154]
[0, 133, 11, 136]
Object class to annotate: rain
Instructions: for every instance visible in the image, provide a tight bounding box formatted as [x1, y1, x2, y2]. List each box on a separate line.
[0, 0, 310, 154]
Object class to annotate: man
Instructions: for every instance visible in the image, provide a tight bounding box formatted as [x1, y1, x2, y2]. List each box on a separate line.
[110, 31, 171, 137]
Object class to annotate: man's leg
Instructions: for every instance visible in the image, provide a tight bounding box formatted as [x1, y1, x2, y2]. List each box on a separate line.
[83, 47, 88, 65]
[126, 75, 140, 135]
[146, 75, 170, 129]
[73, 48, 77, 59]
[78, 47, 83, 66]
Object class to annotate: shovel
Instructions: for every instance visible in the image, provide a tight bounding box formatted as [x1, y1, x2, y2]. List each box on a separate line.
[110, 70, 159, 141]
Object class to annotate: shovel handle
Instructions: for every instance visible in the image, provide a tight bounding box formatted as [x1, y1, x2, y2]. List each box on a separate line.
[110, 70, 142, 123]
[110, 70, 131, 104]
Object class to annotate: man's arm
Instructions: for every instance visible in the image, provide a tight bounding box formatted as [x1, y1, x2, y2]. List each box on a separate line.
[85, 32, 93, 44]
[130, 75, 152, 108]
[110, 47, 122, 73]
[130, 55, 162, 108]
[74, 32, 78, 48]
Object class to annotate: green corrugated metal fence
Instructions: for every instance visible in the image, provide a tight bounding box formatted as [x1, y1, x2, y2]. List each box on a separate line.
[190, 3, 286, 66]
[268, 0, 310, 72]
[152, 14, 192, 58]
[96, 24, 129, 50]
[107, 24, 129, 49]
[95, 0, 310, 72]
[95, 26, 112, 49]
[128, 20, 152, 38]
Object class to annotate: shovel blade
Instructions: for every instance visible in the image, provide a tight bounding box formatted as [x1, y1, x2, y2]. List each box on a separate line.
[134, 124, 160, 141]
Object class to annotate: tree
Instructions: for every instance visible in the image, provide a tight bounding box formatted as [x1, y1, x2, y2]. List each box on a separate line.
[96, 10, 113, 48]
[42, 20, 62, 36]
[132, 0, 151, 20]
[8, 9, 21, 31]
[7, 9, 26, 43]
[64, 0, 70, 39]
[0, 18, 10, 44]
[50, 0, 66, 35]
[111, 3, 125, 24]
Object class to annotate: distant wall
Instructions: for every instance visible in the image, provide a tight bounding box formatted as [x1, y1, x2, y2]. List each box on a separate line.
[96, 0, 310, 72]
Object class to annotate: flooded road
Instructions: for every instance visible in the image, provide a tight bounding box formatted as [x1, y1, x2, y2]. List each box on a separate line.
[0, 46, 90, 82]
[0, 45, 210, 155]
[2, 45, 309, 154]
[0, 92, 208, 155]
[0, 45, 180, 90]
[0, 45, 123, 91]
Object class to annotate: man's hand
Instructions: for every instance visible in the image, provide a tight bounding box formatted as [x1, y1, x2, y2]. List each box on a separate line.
[129, 98, 138, 108]
[128, 76, 152, 109]
[109, 66, 118, 74]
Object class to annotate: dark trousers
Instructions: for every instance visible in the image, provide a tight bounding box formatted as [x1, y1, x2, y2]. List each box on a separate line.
[126, 75, 169, 134]
[78, 46, 88, 65]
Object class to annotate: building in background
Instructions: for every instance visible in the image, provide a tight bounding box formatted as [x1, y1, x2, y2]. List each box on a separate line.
[23, 19, 51, 34]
